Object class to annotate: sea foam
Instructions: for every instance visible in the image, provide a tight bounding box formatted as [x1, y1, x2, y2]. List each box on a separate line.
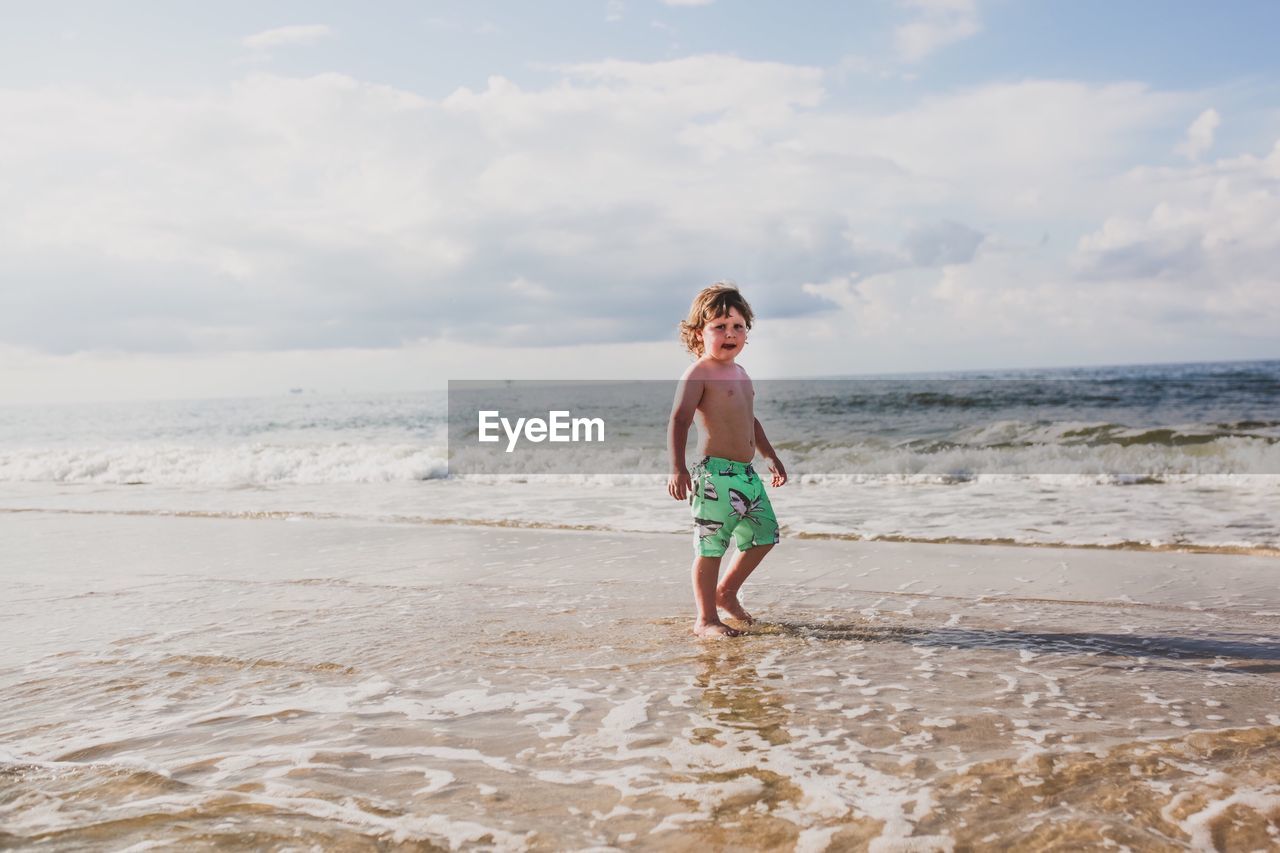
[0, 443, 449, 484]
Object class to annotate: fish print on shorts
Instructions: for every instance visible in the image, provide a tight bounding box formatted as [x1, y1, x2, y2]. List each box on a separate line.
[728, 488, 765, 526]
[694, 517, 724, 547]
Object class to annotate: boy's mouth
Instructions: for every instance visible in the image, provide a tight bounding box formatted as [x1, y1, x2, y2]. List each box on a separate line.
[722, 343, 737, 350]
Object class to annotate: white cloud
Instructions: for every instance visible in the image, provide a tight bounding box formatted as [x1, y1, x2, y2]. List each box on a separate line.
[903, 220, 984, 266]
[895, 0, 981, 62]
[1, 56, 1272, 377]
[1175, 107, 1220, 161]
[1070, 141, 1280, 335]
[791, 138, 1280, 370]
[661, 0, 714, 6]
[241, 24, 334, 51]
[508, 276, 553, 300]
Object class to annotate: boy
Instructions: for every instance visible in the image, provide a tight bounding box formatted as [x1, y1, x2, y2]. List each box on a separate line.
[668, 283, 787, 639]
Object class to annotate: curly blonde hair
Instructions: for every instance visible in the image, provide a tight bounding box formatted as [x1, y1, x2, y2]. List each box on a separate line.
[679, 282, 755, 357]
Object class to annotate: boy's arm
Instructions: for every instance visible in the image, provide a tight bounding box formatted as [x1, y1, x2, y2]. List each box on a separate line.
[667, 375, 704, 500]
[754, 418, 788, 487]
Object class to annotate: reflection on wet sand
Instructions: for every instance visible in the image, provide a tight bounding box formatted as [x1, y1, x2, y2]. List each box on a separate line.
[694, 648, 793, 748]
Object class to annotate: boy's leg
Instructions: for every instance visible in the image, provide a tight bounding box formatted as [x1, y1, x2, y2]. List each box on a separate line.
[716, 544, 774, 625]
[692, 555, 740, 638]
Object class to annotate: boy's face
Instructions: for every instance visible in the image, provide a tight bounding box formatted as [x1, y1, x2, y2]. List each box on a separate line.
[698, 307, 748, 362]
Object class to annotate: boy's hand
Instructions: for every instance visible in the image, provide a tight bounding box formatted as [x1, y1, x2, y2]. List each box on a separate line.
[668, 470, 692, 501]
[767, 457, 788, 487]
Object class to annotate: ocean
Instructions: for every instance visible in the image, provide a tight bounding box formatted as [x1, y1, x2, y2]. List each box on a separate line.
[3, 359, 1277, 553]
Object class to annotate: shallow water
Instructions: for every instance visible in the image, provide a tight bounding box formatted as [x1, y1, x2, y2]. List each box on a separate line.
[3, 514, 1279, 850]
[3, 473, 1279, 555]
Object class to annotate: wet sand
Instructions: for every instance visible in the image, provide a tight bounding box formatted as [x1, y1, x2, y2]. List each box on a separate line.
[2, 511, 1279, 850]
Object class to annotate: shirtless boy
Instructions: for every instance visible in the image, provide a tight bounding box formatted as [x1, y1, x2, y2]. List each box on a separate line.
[667, 283, 787, 639]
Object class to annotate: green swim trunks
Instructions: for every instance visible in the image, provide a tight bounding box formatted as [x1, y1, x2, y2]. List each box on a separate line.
[689, 456, 780, 557]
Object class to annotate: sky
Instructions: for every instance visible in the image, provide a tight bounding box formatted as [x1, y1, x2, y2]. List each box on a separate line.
[2, 0, 1279, 402]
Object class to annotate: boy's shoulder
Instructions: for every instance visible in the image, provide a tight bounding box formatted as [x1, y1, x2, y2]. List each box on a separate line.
[680, 360, 710, 381]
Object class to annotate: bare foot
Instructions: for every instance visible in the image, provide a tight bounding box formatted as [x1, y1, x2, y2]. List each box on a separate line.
[716, 589, 754, 625]
[692, 620, 741, 639]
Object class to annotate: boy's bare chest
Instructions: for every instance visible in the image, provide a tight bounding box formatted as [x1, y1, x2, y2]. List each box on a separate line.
[699, 379, 754, 420]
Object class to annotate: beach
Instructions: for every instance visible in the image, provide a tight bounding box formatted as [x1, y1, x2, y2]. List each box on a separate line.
[7, 2, 1280, 846]
[4, 510, 1278, 850]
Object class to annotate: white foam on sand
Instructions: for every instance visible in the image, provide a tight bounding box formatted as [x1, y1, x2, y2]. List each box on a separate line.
[5, 514, 1279, 849]
[5, 467, 1278, 552]
[1175, 786, 1280, 852]
[222, 781, 534, 851]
